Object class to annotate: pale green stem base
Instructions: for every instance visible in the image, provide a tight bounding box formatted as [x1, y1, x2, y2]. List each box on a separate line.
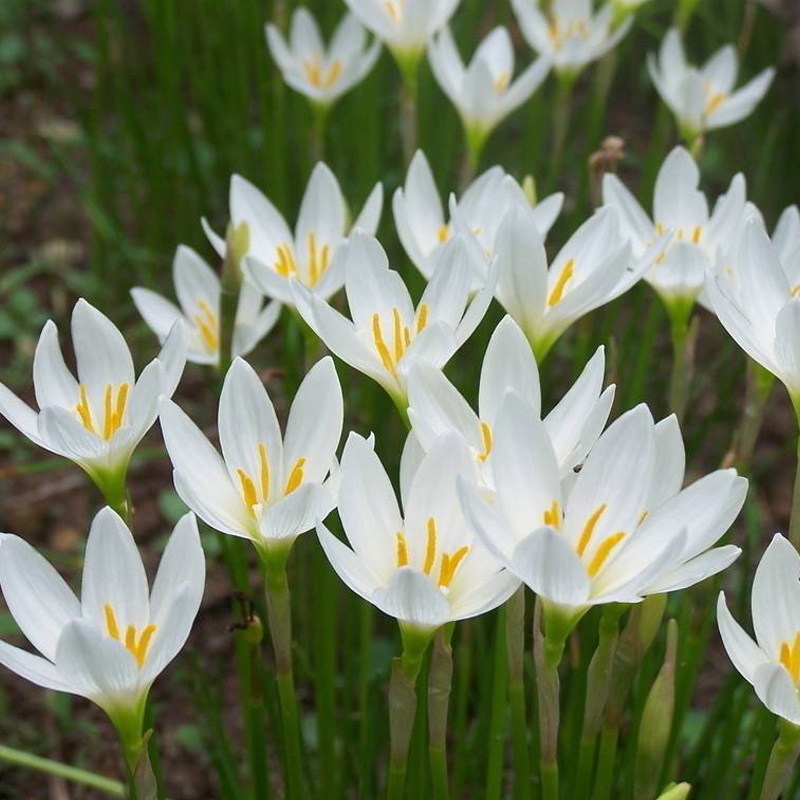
[507, 588, 533, 800]
[428, 629, 453, 800]
[758, 721, 800, 800]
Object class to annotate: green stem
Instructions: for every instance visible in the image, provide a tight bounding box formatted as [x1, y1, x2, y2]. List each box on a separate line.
[387, 652, 423, 800]
[93, 466, 133, 525]
[592, 726, 619, 800]
[506, 588, 533, 800]
[789, 401, 800, 549]
[264, 566, 304, 800]
[358, 602, 376, 797]
[667, 305, 695, 423]
[758, 721, 800, 800]
[0, 745, 125, 796]
[396, 53, 420, 165]
[428, 628, 454, 800]
[485, 611, 508, 800]
[309, 103, 329, 164]
[547, 74, 575, 191]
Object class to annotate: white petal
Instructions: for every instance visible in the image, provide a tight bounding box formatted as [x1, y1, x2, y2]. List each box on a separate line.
[317, 520, 383, 603]
[259, 483, 332, 541]
[0, 384, 41, 445]
[716, 591, 768, 685]
[371, 568, 451, 629]
[352, 182, 384, 236]
[32, 320, 78, 410]
[131, 288, 183, 343]
[753, 662, 800, 724]
[0, 641, 70, 693]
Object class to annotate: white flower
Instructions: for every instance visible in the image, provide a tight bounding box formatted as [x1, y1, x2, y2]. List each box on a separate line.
[0, 508, 205, 734]
[407, 315, 614, 484]
[428, 26, 549, 149]
[292, 232, 495, 411]
[707, 219, 800, 403]
[132, 245, 281, 367]
[510, 0, 633, 79]
[393, 149, 563, 280]
[342, 0, 460, 63]
[159, 356, 343, 562]
[317, 432, 519, 640]
[266, 9, 381, 107]
[459, 400, 746, 622]
[489, 204, 657, 360]
[648, 29, 775, 139]
[0, 299, 186, 501]
[718, 534, 800, 725]
[603, 146, 747, 309]
[204, 163, 383, 307]
[774, 205, 800, 286]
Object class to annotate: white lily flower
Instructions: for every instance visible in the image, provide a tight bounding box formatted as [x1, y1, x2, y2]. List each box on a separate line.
[718, 533, 800, 725]
[132, 245, 281, 367]
[707, 219, 800, 404]
[159, 356, 342, 563]
[648, 29, 775, 140]
[204, 162, 383, 307]
[407, 315, 614, 484]
[393, 150, 563, 280]
[0, 299, 186, 506]
[510, 0, 633, 79]
[428, 26, 550, 154]
[603, 146, 747, 310]
[291, 231, 495, 413]
[0, 508, 205, 739]
[489, 204, 658, 360]
[342, 0, 460, 65]
[317, 432, 519, 643]
[266, 9, 381, 107]
[459, 399, 746, 625]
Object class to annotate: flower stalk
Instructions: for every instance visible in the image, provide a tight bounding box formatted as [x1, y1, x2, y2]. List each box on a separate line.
[789, 399, 800, 548]
[507, 587, 533, 800]
[758, 720, 800, 800]
[218, 221, 249, 377]
[667, 303, 697, 423]
[397, 54, 420, 165]
[428, 626, 454, 800]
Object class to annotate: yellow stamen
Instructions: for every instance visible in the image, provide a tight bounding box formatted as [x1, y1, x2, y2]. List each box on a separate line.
[655, 222, 665, 236]
[284, 457, 306, 496]
[404, 326, 411, 348]
[791, 284, 800, 298]
[691, 226, 702, 245]
[125, 624, 137, 653]
[76, 384, 95, 433]
[134, 624, 157, 667]
[587, 532, 626, 577]
[275, 244, 297, 278]
[416, 303, 429, 334]
[393, 307, 405, 361]
[258, 443, 270, 502]
[383, 0, 400, 22]
[637, 510, 650, 525]
[104, 603, 120, 640]
[237, 468, 258, 515]
[438, 546, 470, 588]
[396, 532, 409, 567]
[423, 517, 437, 575]
[304, 59, 342, 89]
[547, 258, 575, 307]
[438, 225, 450, 243]
[543, 499, 561, 531]
[780, 632, 800, 683]
[194, 299, 219, 352]
[103, 385, 113, 440]
[494, 71, 511, 94]
[576, 503, 607, 558]
[705, 91, 727, 115]
[307, 232, 331, 286]
[372, 313, 397, 377]
[477, 422, 493, 463]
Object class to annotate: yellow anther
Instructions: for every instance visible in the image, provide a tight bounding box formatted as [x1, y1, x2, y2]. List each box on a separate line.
[258, 443, 270, 502]
[423, 517, 437, 575]
[308, 232, 331, 286]
[655, 222, 665, 236]
[103, 603, 156, 668]
[396, 532, 409, 567]
[237, 468, 259, 515]
[791, 284, 800, 298]
[543, 499, 562, 531]
[587, 532, 626, 577]
[372, 313, 398, 377]
[676, 228, 685, 241]
[134, 625, 157, 667]
[104, 603, 120, 640]
[416, 303, 429, 334]
[275, 244, 297, 278]
[404, 326, 411, 348]
[76, 384, 96, 433]
[125, 624, 137, 653]
[494, 71, 511, 94]
[477, 422, 493, 463]
[438, 546, 470, 588]
[691, 226, 702, 244]
[547, 258, 575, 307]
[437, 225, 450, 244]
[780, 632, 800, 683]
[393, 307, 405, 361]
[637, 510, 650, 525]
[304, 59, 342, 89]
[101, 383, 129, 441]
[705, 91, 727, 115]
[284, 457, 306, 496]
[383, 0, 400, 22]
[194, 299, 219, 352]
[576, 503, 607, 558]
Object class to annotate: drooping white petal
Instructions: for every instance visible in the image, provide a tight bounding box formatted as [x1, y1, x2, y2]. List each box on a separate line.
[371, 568, 452, 629]
[0, 641, 70, 693]
[716, 591, 769, 685]
[33, 320, 79, 410]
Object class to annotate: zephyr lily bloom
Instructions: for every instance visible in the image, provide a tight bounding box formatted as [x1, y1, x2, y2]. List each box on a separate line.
[292, 231, 495, 415]
[718, 534, 800, 725]
[317, 432, 519, 645]
[204, 162, 383, 307]
[603, 146, 747, 312]
[648, 29, 775, 140]
[132, 245, 281, 367]
[407, 315, 614, 484]
[0, 299, 185, 510]
[489, 204, 659, 360]
[459, 399, 746, 628]
[427, 26, 550, 157]
[266, 9, 381, 108]
[159, 356, 342, 563]
[510, 0, 633, 80]
[342, 0, 460, 65]
[707, 220, 800, 404]
[0, 508, 204, 749]
[393, 150, 563, 280]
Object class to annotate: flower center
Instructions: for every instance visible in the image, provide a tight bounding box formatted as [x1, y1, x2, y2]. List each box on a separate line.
[395, 516, 470, 590]
[567, 502, 628, 578]
[104, 603, 156, 669]
[304, 58, 343, 89]
[371, 304, 429, 379]
[547, 258, 575, 307]
[494, 71, 511, 94]
[704, 88, 728, 115]
[307, 232, 331, 287]
[438, 224, 451, 244]
[548, 16, 589, 49]
[780, 633, 800, 684]
[193, 299, 219, 353]
[383, 0, 405, 23]
[274, 243, 298, 278]
[236, 445, 305, 516]
[76, 382, 130, 441]
[477, 421, 493, 463]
